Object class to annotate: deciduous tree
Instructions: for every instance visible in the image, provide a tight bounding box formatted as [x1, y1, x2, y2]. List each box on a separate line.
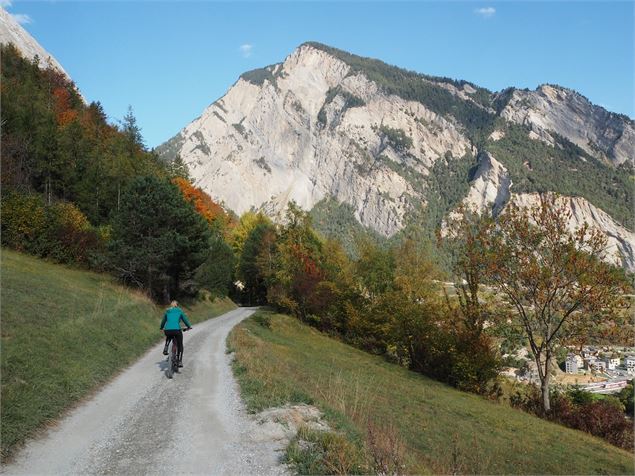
[485, 193, 630, 412]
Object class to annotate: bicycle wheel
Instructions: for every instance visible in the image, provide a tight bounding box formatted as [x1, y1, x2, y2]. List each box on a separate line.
[172, 342, 179, 374]
[166, 340, 174, 379]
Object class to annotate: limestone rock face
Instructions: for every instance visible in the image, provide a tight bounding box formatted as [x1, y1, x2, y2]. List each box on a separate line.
[161, 44, 471, 236]
[499, 85, 634, 165]
[462, 152, 511, 215]
[511, 193, 635, 271]
[457, 153, 635, 271]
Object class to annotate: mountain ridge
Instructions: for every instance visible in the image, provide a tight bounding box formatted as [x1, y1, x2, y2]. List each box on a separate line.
[157, 42, 634, 269]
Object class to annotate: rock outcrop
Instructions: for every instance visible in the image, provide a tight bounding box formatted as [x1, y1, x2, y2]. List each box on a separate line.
[456, 153, 635, 270]
[462, 152, 511, 215]
[512, 193, 635, 271]
[160, 44, 471, 236]
[498, 85, 634, 166]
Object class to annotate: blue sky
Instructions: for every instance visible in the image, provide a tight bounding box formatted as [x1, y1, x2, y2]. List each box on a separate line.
[5, 1, 634, 148]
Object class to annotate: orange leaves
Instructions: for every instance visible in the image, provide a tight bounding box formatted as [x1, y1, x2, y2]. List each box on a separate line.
[172, 177, 232, 230]
[52, 87, 77, 126]
[58, 109, 79, 127]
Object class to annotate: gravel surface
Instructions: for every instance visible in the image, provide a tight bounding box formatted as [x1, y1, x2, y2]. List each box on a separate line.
[2, 307, 290, 476]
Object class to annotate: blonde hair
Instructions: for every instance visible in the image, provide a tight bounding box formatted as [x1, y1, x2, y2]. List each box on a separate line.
[170, 300, 178, 307]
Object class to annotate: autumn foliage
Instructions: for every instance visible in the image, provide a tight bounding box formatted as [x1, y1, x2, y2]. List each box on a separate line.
[172, 177, 233, 232]
[512, 387, 634, 451]
[0, 192, 103, 266]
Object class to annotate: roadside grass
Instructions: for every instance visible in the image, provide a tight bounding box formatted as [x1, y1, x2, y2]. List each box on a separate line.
[0, 249, 235, 459]
[228, 310, 635, 475]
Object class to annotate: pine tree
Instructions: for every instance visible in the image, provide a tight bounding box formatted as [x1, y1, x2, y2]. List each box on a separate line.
[109, 176, 211, 301]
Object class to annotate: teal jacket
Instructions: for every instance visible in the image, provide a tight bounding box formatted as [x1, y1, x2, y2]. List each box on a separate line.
[160, 307, 192, 331]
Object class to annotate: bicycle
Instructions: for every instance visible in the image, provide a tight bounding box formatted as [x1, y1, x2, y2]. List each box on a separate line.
[165, 327, 190, 379]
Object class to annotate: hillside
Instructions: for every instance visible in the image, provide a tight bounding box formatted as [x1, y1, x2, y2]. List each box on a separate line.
[0, 250, 235, 459]
[157, 42, 634, 270]
[229, 311, 634, 474]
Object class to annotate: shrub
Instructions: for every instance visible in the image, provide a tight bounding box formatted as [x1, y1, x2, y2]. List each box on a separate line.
[379, 125, 413, 152]
[555, 397, 633, 450]
[511, 386, 634, 450]
[618, 382, 634, 417]
[1, 192, 104, 266]
[446, 332, 502, 395]
[41, 201, 103, 265]
[0, 192, 47, 252]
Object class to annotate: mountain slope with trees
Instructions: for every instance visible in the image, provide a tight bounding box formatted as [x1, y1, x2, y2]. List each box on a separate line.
[0, 43, 236, 302]
[158, 42, 634, 270]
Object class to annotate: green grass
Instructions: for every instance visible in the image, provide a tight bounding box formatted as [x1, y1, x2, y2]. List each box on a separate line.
[229, 310, 634, 475]
[0, 249, 236, 459]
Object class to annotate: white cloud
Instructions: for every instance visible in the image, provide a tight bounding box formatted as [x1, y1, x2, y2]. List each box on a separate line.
[1, 0, 34, 25]
[12, 13, 32, 24]
[239, 44, 253, 58]
[475, 7, 496, 19]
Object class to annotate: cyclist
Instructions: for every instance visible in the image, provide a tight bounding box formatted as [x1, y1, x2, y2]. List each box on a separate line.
[160, 300, 192, 367]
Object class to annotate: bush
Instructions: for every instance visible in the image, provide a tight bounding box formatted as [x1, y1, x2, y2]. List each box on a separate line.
[555, 397, 633, 450]
[511, 386, 634, 450]
[618, 381, 634, 417]
[408, 326, 501, 396]
[1, 192, 104, 266]
[40, 201, 103, 265]
[0, 192, 47, 252]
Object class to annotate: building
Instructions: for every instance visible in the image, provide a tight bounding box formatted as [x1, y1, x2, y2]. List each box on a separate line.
[625, 355, 635, 370]
[594, 360, 607, 372]
[605, 356, 620, 371]
[566, 353, 580, 374]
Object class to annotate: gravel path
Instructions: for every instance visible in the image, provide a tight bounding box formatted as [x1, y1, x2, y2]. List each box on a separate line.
[3, 307, 289, 475]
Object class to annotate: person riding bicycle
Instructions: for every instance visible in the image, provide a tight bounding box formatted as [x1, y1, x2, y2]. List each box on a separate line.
[160, 300, 192, 367]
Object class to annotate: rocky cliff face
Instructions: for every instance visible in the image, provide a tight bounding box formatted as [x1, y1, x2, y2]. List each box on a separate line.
[461, 152, 511, 215]
[0, 7, 72, 83]
[498, 85, 634, 166]
[456, 153, 635, 270]
[159, 42, 634, 269]
[161, 44, 472, 236]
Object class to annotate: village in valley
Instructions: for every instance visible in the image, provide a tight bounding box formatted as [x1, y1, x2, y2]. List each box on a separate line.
[502, 346, 635, 395]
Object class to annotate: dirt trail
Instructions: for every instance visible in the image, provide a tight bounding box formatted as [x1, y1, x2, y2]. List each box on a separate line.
[2, 307, 288, 475]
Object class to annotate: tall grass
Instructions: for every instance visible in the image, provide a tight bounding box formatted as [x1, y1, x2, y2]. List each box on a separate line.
[0, 249, 235, 459]
[228, 310, 634, 475]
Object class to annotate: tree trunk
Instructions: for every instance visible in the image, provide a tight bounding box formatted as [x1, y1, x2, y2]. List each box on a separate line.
[46, 175, 52, 205]
[541, 356, 552, 413]
[147, 265, 152, 297]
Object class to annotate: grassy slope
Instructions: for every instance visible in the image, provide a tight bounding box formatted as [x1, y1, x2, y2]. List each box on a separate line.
[229, 311, 634, 475]
[0, 249, 235, 458]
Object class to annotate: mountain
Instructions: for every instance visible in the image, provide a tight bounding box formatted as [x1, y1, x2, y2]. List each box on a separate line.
[0, 7, 73, 84]
[158, 42, 635, 270]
